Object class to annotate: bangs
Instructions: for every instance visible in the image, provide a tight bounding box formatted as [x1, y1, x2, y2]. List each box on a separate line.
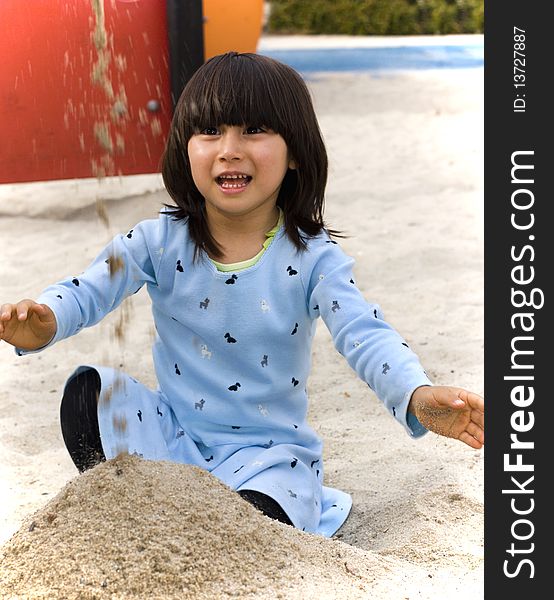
[179, 53, 296, 137]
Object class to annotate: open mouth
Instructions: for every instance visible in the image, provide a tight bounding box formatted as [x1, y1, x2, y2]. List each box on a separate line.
[216, 174, 252, 190]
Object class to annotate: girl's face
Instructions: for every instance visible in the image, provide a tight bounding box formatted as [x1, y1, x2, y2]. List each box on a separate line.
[187, 124, 295, 222]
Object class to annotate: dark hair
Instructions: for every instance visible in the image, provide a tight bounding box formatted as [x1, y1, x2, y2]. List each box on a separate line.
[161, 52, 338, 259]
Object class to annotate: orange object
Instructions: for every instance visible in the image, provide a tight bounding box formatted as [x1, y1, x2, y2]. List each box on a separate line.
[203, 0, 264, 59]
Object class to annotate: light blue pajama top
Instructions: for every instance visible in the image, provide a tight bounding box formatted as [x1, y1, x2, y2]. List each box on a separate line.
[24, 212, 431, 536]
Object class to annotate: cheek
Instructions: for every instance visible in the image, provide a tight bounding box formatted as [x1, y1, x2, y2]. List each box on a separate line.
[261, 144, 290, 177]
[187, 143, 211, 184]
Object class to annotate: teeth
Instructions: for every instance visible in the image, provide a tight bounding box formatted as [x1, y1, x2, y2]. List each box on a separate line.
[217, 174, 251, 189]
[220, 180, 249, 188]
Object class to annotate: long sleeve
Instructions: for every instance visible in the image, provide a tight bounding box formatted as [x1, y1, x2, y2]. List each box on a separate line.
[301, 237, 431, 437]
[17, 216, 165, 354]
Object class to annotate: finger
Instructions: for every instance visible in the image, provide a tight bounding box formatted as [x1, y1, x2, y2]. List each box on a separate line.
[440, 387, 467, 409]
[448, 388, 485, 413]
[0, 304, 14, 338]
[466, 391, 484, 413]
[15, 299, 37, 321]
[466, 421, 484, 444]
[0, 303, 16, 321]
[33, 303, 50, 319]
[0, 305, 16, 338]
[459, 430, 484, 450]
[471, 408, 484, 429]
[458, 389, 484, 412]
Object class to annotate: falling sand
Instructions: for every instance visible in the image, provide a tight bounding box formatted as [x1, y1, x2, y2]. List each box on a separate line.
[0, 454, 404, 599]
[90, 0, 129, 181]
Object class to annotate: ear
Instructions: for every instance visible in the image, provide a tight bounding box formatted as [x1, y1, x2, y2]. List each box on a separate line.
[288, 158, 297, 170]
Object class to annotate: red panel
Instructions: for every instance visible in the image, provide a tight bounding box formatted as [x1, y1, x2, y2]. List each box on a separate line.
[0, 0, 172, 183]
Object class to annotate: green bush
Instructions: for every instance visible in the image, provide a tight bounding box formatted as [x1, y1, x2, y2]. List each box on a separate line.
[267, 0, 484, 35]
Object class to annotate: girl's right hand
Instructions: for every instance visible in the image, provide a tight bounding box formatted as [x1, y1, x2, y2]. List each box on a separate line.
[0, 300, 57, 350]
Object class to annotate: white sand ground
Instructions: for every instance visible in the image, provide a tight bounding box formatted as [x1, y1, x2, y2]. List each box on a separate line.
[0, 46, 483, 598]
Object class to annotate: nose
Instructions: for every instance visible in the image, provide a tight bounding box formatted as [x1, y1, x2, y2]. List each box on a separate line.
[217, 128, 244, 162]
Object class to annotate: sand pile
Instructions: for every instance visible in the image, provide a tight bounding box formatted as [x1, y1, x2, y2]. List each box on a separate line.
[0, 454, 398, 599]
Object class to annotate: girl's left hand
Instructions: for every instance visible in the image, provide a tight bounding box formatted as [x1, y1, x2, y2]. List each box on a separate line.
[409, 386, 484, 449]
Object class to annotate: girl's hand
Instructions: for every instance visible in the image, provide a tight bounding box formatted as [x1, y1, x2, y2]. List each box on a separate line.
[0, 300, 57, 350]
[409, 385, 484, 449]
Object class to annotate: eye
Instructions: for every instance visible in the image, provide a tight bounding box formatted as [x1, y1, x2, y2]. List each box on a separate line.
[200, 127, 219, 135]
[245, 125, 266, 134]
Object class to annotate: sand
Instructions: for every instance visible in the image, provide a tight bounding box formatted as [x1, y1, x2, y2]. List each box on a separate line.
[0, 61, 483, 598]
[0, 453, 421, 599]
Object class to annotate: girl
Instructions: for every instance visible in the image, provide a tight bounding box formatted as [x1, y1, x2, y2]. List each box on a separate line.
[0, 52, 484, 537]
